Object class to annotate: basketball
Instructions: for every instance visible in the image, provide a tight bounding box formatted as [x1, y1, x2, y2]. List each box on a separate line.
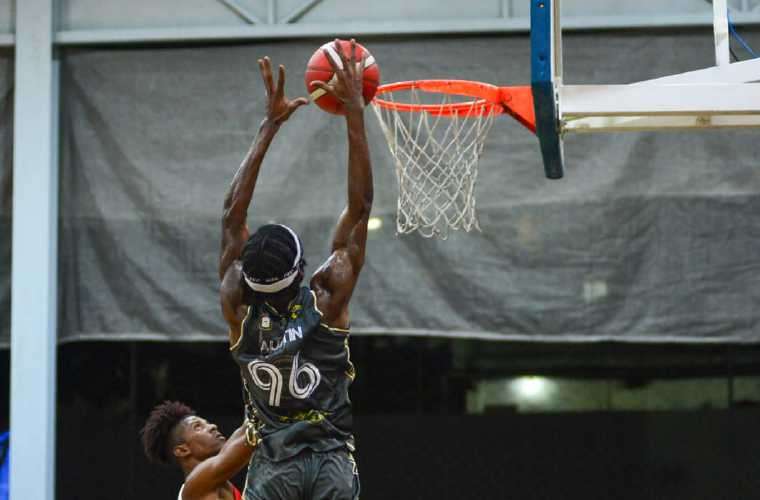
[305, 40, 380, 115]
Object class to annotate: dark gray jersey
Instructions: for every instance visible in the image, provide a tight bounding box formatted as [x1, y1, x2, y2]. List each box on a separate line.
[231, 286, 355, 462]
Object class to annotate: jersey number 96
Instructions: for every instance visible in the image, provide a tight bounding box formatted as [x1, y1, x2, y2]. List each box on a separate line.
[248, 353, 321, 407]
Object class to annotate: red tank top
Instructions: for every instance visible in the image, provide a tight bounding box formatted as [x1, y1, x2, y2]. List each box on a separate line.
[178, 483, 242, 500]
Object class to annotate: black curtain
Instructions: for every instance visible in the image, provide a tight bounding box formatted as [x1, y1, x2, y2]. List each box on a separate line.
[57, 32, 760, 344]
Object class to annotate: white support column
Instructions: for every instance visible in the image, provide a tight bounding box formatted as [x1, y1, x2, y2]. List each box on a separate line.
[714, 0, 730, 66]
[10, 0, 58, 499]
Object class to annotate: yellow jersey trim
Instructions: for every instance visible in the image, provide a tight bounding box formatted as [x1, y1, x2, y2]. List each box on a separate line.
[310, 289, 324, 317]
[229, 305, 252, 352]
[320, 322, 350, 334]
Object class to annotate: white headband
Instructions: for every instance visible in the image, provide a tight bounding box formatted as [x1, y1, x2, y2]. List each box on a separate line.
[243, 225, 302, 294]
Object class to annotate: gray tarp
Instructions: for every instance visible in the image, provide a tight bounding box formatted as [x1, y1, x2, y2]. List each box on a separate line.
[53, 32, 760, 344]
[0, 52, 11, 347]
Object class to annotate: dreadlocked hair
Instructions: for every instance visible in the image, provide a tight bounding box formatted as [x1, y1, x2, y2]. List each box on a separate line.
[241, 224, 306, 304]
[140, 401, 195, 465]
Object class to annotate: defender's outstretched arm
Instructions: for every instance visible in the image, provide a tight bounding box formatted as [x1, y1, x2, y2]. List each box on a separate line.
[310, 40, 374, 329]
[180, 424, 259, 500]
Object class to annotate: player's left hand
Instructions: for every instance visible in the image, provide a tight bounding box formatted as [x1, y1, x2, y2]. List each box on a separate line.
[258, 56, 309, 125]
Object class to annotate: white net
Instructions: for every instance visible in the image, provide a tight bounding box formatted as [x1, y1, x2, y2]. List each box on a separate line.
[372, 88, 499, 239]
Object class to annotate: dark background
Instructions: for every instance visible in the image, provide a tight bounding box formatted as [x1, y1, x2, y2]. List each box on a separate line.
[0, 339, 747, 499]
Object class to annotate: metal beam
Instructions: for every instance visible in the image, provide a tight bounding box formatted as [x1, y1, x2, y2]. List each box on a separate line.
[216, 0, 263, 25]
[53, 13, 760, 46]
[531, 0, 564, 179]
[714, 0, 730, 66]
[553, 0, 563, 85]
[560, 83, 760, 117]
[55, 18, 530, 45]
[564, 114, 760, 133]
[282, 0, 324, 24]
[636, 58, 760, 85]
[11, 0, 58, 499]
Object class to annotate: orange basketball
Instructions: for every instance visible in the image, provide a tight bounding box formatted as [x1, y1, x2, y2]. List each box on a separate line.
[305, 40, 381, 115]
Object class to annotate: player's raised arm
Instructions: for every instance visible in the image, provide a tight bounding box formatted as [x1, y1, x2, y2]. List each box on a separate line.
[180, 423, 259, 500]
[309, 39, 374, 329]
[219, 57, 308, 343]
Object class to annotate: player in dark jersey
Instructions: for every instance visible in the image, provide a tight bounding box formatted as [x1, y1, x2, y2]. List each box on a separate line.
[141, 401, 260, 500]
[218, 40, 372, 500]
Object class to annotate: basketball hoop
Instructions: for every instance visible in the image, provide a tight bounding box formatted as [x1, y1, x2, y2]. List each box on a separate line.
[371, 80, 535, 238]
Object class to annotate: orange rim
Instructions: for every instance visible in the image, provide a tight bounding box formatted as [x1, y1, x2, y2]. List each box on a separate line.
[372, 79, 505, 117]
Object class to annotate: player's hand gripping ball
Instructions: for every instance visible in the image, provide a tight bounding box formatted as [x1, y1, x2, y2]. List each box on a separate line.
[305, 39, 380, 115]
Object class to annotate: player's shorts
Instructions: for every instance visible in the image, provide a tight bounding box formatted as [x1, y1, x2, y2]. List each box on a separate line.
[243, 447, 360, 500]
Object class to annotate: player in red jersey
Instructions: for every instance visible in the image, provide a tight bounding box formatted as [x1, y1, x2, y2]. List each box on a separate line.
[141, 401, 259, 500]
